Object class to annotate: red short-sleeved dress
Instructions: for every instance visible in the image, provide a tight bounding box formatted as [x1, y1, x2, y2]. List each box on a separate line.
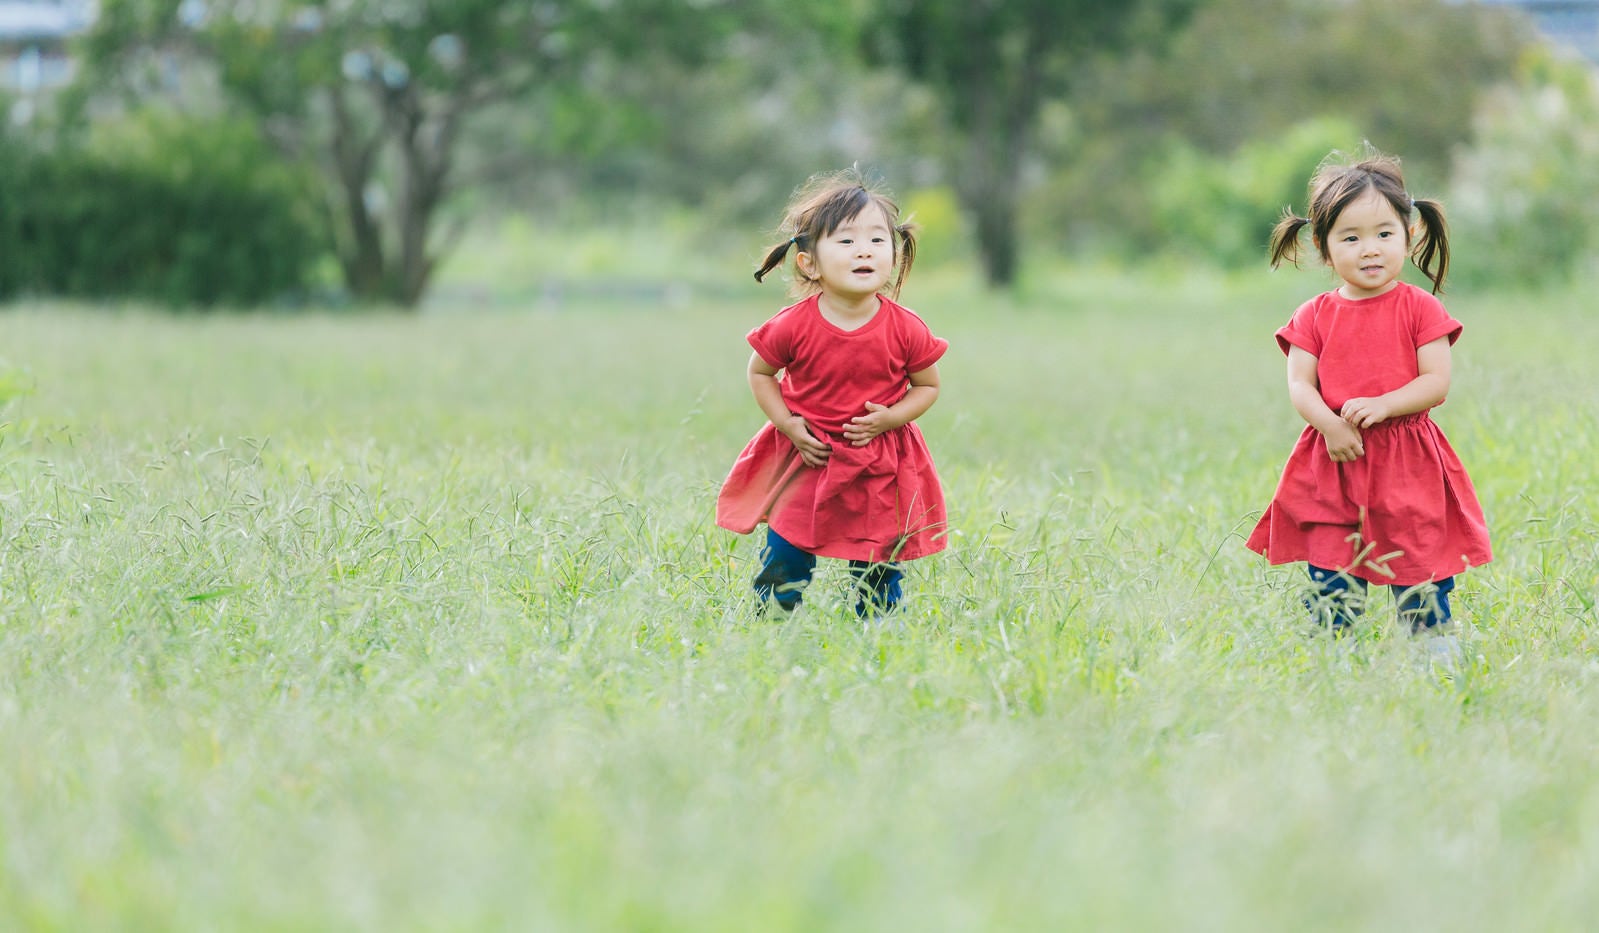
[1246, 283, 1492, 585]
[716, 294, 949, 563]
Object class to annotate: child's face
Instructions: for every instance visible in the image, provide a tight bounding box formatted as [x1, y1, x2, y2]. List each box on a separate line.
[800, 205, 895, 302]
[1323, 188, 1408, 300]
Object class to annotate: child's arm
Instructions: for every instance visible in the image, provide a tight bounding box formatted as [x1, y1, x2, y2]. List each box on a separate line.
[1339, 336, 1452, 429]
[1287, 346, 1365, 462]
[842, 365, 940, 447]
[747, 351, 833, 467]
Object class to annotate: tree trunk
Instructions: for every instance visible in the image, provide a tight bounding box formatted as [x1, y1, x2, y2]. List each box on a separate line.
[327, 85, 388, 303]
[958, 110, 1026, 289]
[946, 38, 1039, 291]
[971, 186, 1020, 288]
[394, 106, 456, 308]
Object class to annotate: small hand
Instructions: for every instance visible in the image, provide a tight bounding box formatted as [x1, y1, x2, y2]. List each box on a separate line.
[781, 416, 832, 467]
[1340, 396, 1393, 429]
[843, 402, 896, 447]
[1322, 419, 1365, 463]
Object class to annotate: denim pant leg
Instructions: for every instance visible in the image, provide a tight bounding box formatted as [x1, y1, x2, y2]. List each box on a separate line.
[754, 529, 816, 611]
[1306, 564, 1367, 631]
[848, 560, 904, 618]
[1393, 576, 1456, 633]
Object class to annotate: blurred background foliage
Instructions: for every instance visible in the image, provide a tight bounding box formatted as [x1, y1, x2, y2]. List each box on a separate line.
[0, 0, 1595, 308]
[0, 108, 322, 305]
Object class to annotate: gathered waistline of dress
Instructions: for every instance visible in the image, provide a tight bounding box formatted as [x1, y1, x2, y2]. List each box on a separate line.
[1362, 411, 1435, 430]
[820, 424, 909, 444]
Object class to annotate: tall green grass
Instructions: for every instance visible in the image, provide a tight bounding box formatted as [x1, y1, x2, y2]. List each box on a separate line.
[1, 268, 1596, 930]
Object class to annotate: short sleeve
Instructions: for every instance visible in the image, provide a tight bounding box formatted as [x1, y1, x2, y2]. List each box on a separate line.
[1274, 298, 1322, 357]
[747, 306, 799, 369]
[1411, 291, 1463, 347]
[899, 306, 948, 373]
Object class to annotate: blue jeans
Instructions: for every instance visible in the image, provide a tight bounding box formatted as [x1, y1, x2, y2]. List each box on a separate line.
[1306, 564, 1455, 633]
[754, 528, 904, 617]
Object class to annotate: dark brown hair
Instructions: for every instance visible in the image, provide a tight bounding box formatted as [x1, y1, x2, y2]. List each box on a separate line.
[1268, 149, 1450, 294]
[753, 168, 918, 299]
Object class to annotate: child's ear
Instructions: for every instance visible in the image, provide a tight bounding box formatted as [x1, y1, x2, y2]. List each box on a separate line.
[795, 251, 815, 279]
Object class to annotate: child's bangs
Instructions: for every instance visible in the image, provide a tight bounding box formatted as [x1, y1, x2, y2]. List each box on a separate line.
[807, 187, 878, 239]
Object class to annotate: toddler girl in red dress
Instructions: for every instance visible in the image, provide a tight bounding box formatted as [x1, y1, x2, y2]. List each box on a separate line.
[1247, 151, 1492, 634]
[716, 170, 948, 616]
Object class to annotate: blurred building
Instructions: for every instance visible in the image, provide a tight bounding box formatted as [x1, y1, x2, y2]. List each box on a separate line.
[1473, 0, 1599, 60]
[0, 0, 92, 122]
[0, 1, 93, 90]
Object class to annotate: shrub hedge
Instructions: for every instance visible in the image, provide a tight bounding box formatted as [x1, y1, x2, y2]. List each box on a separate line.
[0, 112, 323, 308]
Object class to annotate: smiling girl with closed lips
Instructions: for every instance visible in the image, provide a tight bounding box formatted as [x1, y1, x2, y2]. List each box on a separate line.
[1246, 150, 1491, 645]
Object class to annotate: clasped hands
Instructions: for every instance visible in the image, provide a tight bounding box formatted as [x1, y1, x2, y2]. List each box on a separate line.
[781, 402, 896, 468]
[1322, 395, 1394, 462]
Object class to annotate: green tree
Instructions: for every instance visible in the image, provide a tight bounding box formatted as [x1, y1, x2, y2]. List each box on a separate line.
[1152, 117, 1363, 268]
[1041, 0, 1531, 259]
[80, 0, 750, 307]
[865, 0, 1197, 287]
[1450, 52, 1599, 286]
[1119, 0, 1529, 172]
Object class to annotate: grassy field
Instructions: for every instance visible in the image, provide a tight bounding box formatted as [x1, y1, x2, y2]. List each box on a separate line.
[2, 266, 1597, 930]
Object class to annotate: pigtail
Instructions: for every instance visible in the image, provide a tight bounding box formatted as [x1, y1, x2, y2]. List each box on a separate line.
[888, 222, 918, 299]
[1268, 211, 1313, 269]
[1408, 198, 1450, 294]
[753, 235, 804, 284]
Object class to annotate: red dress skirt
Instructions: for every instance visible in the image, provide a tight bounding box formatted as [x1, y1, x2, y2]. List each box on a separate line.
[1246, 412, 1491, 585]
[717, 420, 947, 563]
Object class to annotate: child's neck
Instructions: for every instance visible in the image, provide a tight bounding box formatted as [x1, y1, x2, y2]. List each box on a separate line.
[1338, 280, 1401, 301]
[818, 291, 881, 330]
